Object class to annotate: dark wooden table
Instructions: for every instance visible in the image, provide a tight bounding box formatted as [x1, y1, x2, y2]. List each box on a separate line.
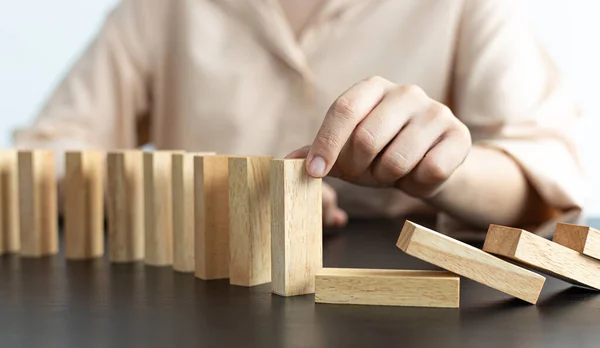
[1, 216, 599, 348]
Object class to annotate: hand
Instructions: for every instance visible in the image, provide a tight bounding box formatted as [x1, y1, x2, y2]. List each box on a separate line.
[322, 182, 348, 228]
[288, 76, 472, 199]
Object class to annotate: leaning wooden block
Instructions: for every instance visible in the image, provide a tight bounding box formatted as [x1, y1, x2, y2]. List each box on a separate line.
[106, 151, 144, 262]
[143, 151, 175, 266]
[228, 156, 272, 287]
[64, 151, 104, 259]
[397, 221, 545, 304]
[0, 150, 19, 254]
[271, 159, 322, 296]
[315, 268, 460, 308]
[553, 222, 600, 261]
[18, 150, 58, 257]
[194, 155, 230, 279]
[484, 224, 600, 290]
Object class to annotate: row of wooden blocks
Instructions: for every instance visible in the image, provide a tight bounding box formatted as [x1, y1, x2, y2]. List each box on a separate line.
[315, 221, 600, 308]
[0, 150, 322, 296]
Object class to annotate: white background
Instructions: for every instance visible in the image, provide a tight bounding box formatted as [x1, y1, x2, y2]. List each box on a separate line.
[1, 0, 599, 213]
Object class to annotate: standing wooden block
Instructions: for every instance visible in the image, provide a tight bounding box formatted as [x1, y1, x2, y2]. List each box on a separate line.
[172, 151, 215, 272]
[553, 222, 600, 260]
[172, 153, 194, 272]
[64, 151, 104, 259]
[315, 268, 460, 308]
[194, 155, 230, 279]
[18, 150, 58, 257]
[0, 150, 19, 254]
[228, 156, 272, 287]
[106, 151, 144, 262]
[143, 151, 174, 266]
[397, 221, 545, 304]
[484, 224, 600, 290]
[270, 159, 322, 296]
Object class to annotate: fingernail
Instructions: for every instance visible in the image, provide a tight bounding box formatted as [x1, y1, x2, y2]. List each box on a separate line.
[308, 156, 326, 177]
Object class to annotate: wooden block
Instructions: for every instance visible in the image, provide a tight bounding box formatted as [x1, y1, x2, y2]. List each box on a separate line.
[397, 221, 545, 304]
[553, 222, 600, 260]
[106, 151, 144, 262]
[270, 159, 322, 296]
[315, 268, 460, 308]
[194, 155, 230, 279]
[228, 156, 271, 287]
[18, 150, 58, 257]
[484, 224, 600, 290]
[143, 151, 175, 266]
[172, 151, 215, 272]
[0, 150, 19, 254]
[64, 151, 104, 259]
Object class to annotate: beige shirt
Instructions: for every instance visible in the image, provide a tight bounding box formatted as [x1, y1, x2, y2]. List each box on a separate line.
[13, 0, 585, 231]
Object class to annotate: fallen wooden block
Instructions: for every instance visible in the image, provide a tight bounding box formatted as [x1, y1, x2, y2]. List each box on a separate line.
[194, 155, 230, 279]
[143, 151, 175, 266]
[64, 151, 104, 259]
[18, 150, 58, 257]
[484, 224, 600, 290]
[0, 150, 19, 254]
[397, 221, 545, 304]
[270, 159, 322, 296]
[228, 156, 272, 287]
[553, 222, 600, 261]
[106, 151, 144, 262]
[315, 268, 460, 308]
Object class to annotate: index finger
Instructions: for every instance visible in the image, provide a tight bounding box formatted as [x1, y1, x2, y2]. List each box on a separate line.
[306, 76, 394, 178]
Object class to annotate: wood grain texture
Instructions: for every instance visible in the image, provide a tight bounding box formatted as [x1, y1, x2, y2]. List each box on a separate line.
[194, 155, 230, 279]
[397, 220, 545, 304]
[553, 222, 600, 260]
[64, 151, 104, 259]
[270, 159, 322, 296]
[143, 151, 175, 266]
[0, 150, 19, 254]
[484, 224, 600, 290]
[315, 268, 460, 308]
[106, 151, 144, 262]
[228, 156, 271, 287]
[172, 153, 200, 272]
[18, 150, 58, 257]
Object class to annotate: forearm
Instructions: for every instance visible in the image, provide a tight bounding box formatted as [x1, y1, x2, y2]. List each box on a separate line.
[426, 145, 554, 229]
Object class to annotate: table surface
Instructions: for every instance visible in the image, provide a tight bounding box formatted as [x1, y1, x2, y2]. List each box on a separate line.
[2, 216, 600, 348]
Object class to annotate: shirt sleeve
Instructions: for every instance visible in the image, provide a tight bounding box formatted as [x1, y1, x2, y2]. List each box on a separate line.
[12, 0, 162, 178]
[438, 0, 586, 236]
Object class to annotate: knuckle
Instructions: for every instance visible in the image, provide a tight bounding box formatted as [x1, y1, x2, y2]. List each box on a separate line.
[421, 158, 451, 183]
[380, 151, 412, 179]
[352, 127, 378, 155]
[457, 122, 472, 143]
[317, 128, 342, 151]
[398, 84, 424, 97]
[330, 96, 359, 121]
[429, 102, 452, 119]
[363, 75, 387, 85]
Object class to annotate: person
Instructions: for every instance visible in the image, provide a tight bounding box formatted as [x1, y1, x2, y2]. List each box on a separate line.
[13, 0, 585, 236]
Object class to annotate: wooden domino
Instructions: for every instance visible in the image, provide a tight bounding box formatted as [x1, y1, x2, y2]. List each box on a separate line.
[484, 224, 600, 290]
[397, 220, 545, 304]
[228, 156, 271, 287]
[194, 155, 230, 279]
[18, 150, 58, 257]
[64, 151, 104, 259]
[315, 268, 460, 308]
[270, 159, 322, 296]
[106, 151, 144, 262]
[553, 222, 600, 260]
[0, 150, 19, 254]
[143, 151, 175, 266]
